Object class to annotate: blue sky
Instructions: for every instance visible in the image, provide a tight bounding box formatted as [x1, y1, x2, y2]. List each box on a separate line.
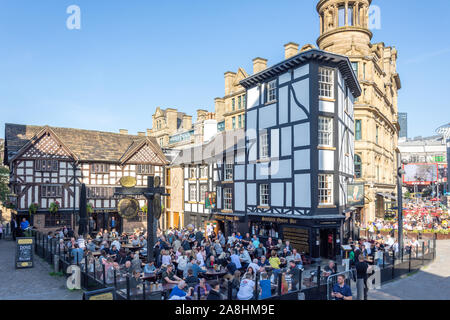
[0, 0, 449, 139]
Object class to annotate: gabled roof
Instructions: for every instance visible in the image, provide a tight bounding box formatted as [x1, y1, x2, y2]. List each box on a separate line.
[4, 123, 167, 165]
[239, 48, 362, 97]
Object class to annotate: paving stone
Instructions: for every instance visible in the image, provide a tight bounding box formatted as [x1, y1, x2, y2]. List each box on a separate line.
[0, 239, 82, 300]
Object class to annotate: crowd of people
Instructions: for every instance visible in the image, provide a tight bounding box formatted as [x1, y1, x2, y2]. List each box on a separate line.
[44, 225, 306, 300]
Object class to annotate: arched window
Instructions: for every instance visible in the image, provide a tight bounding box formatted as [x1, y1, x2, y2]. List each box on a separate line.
[355, 154, 362, 178]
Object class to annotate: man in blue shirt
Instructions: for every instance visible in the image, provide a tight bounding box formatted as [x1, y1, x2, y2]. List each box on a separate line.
[252, 235, 260, 248]
[230, 250, 242, 269]
[169, 281, 193, 300]
[235, 232, 243, 240]
[71, 243, 84, 264]
[332, 275, 353, 300]
[20, 218, 30, 231]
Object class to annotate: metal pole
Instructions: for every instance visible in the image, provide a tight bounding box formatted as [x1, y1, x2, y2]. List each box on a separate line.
[277, 273, 282, 296]
[392, 253, 395, 280]
[147, 176, 156, 263]
[422, 242, 425, 265]
[254, 271, 260, 300]
[126, 275, 131, 300]
[85, 255, 88, 288]
[143, 282, 146, 300]
[102, 264, 106, 285]
[197, 285, 201, 300]
[397, 154, 404, 260]
[408, 249, 411, 273]
[227, 280, 232, 300]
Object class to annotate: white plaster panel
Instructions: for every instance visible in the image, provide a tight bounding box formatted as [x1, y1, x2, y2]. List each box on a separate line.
[271, 129, 279, 159]
[319, 150, 335, 171]
[271, 159, 291, 179]
[255, 162, 269, 180]
[293, 123, 310, 147]
[271, 183, 284, 207]
[279, 86, 289, 125]
[294, 149, 310, 171]
[319, 100, 334, 113]
[294, 64, 309, 79]
[294, 174, 311, 208]
[247, 184, 256, 206]
[259, 104, 277, 129]
[291, 79, 309, 122]
[247, 164, 254, 180]
[216, 187, 222, 209]
[235, 165, 245, 181]
[235, 182, 245, 211]
[286, 182, 292, 207]
[247, 86, 260, 109]
[279, 72, 291, 85]
[281, 126, 292, 156]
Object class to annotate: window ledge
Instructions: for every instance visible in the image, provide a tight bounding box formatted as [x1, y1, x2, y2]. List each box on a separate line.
[199, 178, 208, 181]
[222, 180, 234, 184]
[319, 97, 336, 102]
[318, 205, 337, 209]
[256, 159, 270, 163]
[188, 201, 198, 204]
[265, 100, 277, 106]
[257, 206, 270, 209]
[318, 146, 336, 151]
[221, 209, 233, 213]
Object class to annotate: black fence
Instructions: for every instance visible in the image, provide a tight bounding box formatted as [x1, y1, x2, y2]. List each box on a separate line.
[31, 230, 436, 301]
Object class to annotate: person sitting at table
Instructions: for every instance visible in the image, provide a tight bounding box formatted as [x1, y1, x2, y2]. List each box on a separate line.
[235, 232, 243, 240]
[131, 252, 142, 273]
[194, 277, 211, 298]
[86, 239, 96, 252]
[206, 255, 216, 268]
[169, 280, 194, 300]
[184, 268, 199, 288]
[265, 237, 275, 249]
[230, 249, 242, 270]
[248, 259, 260, 273]
[251, 235, 260, 249]
[130, 270, 142, 289]
[131, 235, 140, 247]
[109, 245, 119, 258]
[254, 243, 266, 259]
[286, 249, 303, 268]
[213, 239, 223, 256]
[121, 260, 133, 276]
[237, 273, 255, 300]
[162, 264, 182, 285]
[206, 280, 222, 300]
[143, 261, 156, 274]
[177, 252, 189, 277]
[227, 232, 237, 246]
[181, 237, 191, 253]
[269, 250, 281, 284]
[258, 255, 270, 269]
[239, 248, 252, 270]
[110, 228, 119, 239]
[196, 248, 206, 267]
[95, 231, 103, 241]
[224, 257, 237, 278]
[242, 233, 252, 246]
[71, 243, 84, 264]
[172, 236, 181, 252]
[244, 266, 256, 281]
[323, 260, 337, 278]
[161, 250, 172, 267]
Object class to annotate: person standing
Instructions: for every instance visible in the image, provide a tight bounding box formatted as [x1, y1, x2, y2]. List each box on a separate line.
[110, 216, 116, 232]
[20, 218, 30, 236]
[0, 221, 3, 240]
[355, 254, 369, 300]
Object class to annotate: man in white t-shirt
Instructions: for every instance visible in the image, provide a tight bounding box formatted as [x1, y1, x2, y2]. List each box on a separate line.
[247, 259, 260, 273]
[237, 273, 255, 300]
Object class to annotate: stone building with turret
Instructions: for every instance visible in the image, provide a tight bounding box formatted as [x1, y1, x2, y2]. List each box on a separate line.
[316, 0, 401, 226]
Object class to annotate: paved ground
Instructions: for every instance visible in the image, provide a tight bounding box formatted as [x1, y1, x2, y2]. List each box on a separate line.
[369, 240, 450, 300]
[0, 239, 82, 300]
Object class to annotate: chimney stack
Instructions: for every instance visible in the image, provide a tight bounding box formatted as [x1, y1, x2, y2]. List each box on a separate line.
[119, 129, 128, 135]
[224, 72, 236, 95]
[284, 42, 299, 59]
[253, 57, 268, 74]
[146, 129, 152, 136]
[137, 132, 145, 136]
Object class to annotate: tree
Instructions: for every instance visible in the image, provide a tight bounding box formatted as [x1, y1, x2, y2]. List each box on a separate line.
[0, 166, 10, 204]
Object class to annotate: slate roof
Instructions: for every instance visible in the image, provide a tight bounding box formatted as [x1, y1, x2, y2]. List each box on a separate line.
[4, 123, 167, 164]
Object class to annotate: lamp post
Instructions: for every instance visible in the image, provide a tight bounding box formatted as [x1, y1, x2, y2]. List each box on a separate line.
[397, 156, 408, 257]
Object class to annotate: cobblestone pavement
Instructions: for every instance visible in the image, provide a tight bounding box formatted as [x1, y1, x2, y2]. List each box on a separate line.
[369, 240, 450, 300]
[0, 239, 82, 300]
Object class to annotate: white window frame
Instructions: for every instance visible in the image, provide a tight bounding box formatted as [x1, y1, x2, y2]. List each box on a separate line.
[223, 188, 233, 210]
[224, 163, 233, 181]
[259, 184, 269, 207]
[189, 167, 196, 179]
[318, 174, 333, 205]
[199, 184, 208, 202]
[189, 184, 197, 202]
[266, 80, 277, 103]
[259, 131, 269, 159]
[318, 116, 333, 147]
[200, 165, 208, 178]
[319, 67, 334, 99]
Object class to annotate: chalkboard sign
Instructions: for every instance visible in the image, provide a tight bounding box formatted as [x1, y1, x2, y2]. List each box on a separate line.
[83, 287, 116, 300]
[15, 237, 34, 269]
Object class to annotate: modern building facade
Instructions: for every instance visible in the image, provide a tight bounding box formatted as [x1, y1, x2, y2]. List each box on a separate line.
[316, 0, 402, 224]
[398, 112, 408, 141]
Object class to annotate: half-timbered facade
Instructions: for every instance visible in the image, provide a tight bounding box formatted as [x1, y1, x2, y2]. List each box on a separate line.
[212, 49, 361, 260]
[4, 124, 167, 232]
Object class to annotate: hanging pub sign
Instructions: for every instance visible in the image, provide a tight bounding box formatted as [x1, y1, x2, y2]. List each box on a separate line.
[205, 192, 216, 209]
[119, 176, 137, 188]
[15, 237, 34, 269]
[118, 198, 139, 219]
[347, 183, 365, 207]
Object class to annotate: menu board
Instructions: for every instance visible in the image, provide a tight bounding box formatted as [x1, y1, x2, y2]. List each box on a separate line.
[15, 238, 34, 269]
[83, 287, 116, 300]
[282, 227, 310, 255]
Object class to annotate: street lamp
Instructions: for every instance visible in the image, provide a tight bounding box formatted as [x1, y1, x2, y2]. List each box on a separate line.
[397, 158, 408, 258]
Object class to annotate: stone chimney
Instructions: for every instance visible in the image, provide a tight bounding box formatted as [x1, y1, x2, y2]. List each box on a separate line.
[284, 42, 299, 59]
[182, 115, 192, 130]
[137, 132, 146, 136]
[146, 129, 152, 136]
[224, 72, 236, 96]
[119, 129, 128, 135]
[253, 57, 268, 74]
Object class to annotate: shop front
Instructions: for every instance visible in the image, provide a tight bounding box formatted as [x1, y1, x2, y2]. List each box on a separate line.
[247, 214, 343, 261]
[211, 214, 246, 237]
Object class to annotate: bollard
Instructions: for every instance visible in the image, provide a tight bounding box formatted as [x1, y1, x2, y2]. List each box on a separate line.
[102, 264, 106, 285]
[422, 242, 425, 265]
[126, 276, 131, 300]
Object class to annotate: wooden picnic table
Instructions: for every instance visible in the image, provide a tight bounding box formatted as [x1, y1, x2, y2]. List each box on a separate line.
[200, 268, 227, 280]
